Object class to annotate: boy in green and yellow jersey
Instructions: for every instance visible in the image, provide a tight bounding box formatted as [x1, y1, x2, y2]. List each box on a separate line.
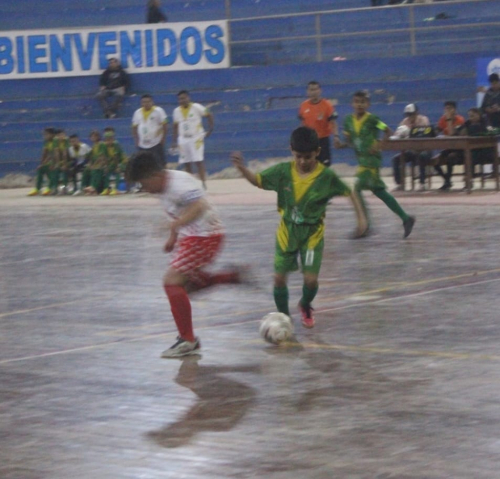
[84, 130, 107, 195]
[335, 91, 415, 238]
[231, 126, 367, 328]
[54, 129, 71, 194]
[28, 127, 58, 196]
[101, 128, 127, 195]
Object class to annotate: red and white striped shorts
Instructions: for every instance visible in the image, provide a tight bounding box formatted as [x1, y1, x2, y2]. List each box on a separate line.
[170, 234, 224, 274]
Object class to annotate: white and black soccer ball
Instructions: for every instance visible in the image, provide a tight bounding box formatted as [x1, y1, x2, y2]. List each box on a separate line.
[259, 312, 294, 345]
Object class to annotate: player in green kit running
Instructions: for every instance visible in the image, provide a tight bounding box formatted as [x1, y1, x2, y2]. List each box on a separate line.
[335, 91, 415, 238]
[231, 127, 368, 328]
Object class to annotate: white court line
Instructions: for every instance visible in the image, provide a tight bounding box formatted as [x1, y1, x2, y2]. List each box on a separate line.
[1, 275, 500, 365]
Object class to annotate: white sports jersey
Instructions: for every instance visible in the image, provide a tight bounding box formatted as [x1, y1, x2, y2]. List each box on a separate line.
[160, 170, 222, 238]
[68, 142, 92, 165]
[173, 103, 207, 139]
[132, 106, 167, 148]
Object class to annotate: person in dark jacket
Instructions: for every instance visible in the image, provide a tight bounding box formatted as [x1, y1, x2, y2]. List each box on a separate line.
[146, 0, 168, 23]
[96, 58, 129, 118]
[481, 73, 500, 128]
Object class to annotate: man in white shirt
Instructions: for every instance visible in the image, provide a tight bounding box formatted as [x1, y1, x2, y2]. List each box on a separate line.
[132, 94, 168, 167]
[172, 90, 214, 189]
[125, 151, 246, 358]
[68, 133, 92, 195]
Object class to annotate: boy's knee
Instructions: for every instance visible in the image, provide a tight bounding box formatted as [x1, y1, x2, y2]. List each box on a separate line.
[274, 273, 287, 288]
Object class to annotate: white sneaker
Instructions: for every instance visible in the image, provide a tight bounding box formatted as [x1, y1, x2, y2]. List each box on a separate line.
[72, 189, 83, 196]
[161, 336, 200, 358]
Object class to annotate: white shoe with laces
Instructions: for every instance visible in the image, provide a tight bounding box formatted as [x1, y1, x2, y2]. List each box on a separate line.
[161, 336, 200, 358]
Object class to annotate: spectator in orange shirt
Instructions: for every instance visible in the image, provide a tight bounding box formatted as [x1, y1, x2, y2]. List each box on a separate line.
[434, 100, 465, 190]
[298, 81, 338, 166]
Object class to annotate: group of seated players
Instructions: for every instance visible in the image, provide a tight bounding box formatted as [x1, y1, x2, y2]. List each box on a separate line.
[28, 126, 127, 196]
[391, 101, 500, 192]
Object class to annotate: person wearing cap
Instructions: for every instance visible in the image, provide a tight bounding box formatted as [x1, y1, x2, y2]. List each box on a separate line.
[392, 103, 433, 192]
[481, 73, 500, 128]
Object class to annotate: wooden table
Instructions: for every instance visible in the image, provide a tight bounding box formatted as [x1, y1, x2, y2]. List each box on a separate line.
[384, 136, 500, 193]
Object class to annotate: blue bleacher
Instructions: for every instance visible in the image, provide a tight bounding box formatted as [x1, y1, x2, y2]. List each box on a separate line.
[0, 1, 498, 177]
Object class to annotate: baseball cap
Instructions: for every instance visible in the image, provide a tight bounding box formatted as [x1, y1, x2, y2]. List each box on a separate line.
[404, 103, 417, 114]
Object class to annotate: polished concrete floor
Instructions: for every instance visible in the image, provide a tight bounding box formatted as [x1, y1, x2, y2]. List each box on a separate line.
[2, 185, 500, 478]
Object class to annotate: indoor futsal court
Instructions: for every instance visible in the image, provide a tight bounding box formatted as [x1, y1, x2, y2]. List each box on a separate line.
[2, 182, 500, 478]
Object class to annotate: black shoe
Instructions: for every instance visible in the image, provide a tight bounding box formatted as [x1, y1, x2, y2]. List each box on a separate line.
[403, 216, 415, 238]
[438, 182, 452, 191]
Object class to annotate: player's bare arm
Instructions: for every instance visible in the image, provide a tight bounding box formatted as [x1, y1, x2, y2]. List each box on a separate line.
[205, 112, 214, 138]
[164, 198, 209, 252]
[230, 151, 259, 186]
[334, 132, 351, 149]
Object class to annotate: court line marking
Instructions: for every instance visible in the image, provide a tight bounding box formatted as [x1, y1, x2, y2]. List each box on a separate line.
[2, 275, 500, 365]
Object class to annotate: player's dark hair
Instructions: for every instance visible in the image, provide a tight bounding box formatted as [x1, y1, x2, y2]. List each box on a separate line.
[126, 151, 162, 182]
[488, 73, 499, 83]
[54, 128, 65, 135]
[177, 90, 190, 96]
[290, 127, 319, 153]
[104, 126, 115, 132]
[353, 90, 370, 100]
[308, 81, 320, 88]
[141, 94, 153, 99]
[69, 134, 79, 139]
[89, 130, 101, 140]
[444, 101, 457, 108]
[44, 127, 57, 135]
[468, 107, 482, 116]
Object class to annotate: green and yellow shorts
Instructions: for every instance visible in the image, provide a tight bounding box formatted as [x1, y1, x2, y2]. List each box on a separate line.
[355, 166, 387, 192]
[274, 219, 324, 275]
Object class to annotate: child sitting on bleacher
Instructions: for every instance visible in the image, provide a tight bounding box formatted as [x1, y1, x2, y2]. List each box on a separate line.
[28, 127, 57, 196]
[101, 128, 127, 196]
[68, 133, 92, 195]
[84, 130, 107, 195]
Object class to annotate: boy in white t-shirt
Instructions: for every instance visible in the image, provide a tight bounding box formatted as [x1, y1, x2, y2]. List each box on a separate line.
[132, 94, 168, 168]
[126, 151, 245, 358]
[68, 134, 92, 195]
[172, 90, 214, 189]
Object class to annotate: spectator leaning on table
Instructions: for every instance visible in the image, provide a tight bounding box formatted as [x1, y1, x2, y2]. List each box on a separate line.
[481, 73, 500, 128]
[391, 104, 434, 192]
[96, 58, 129, 119]
[434, 100, 465, 191]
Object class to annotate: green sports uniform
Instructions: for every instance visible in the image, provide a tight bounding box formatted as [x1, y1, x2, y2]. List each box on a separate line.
[87, 142, 107, 191]
[343, 112, 410, 224]
[35, 139, 57, 191]
[256, 162, 351, 275]
[103, 141, 127, 190]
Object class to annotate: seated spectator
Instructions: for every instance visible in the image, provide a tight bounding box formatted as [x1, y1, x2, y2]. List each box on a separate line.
[434, 101, 465, 191]
[68, 134, 92, 195]
[146, 0, 168, 23]
[391, 103, 433, 191]
[459, 107, 496, 187]
[101, 128, 127, 196]
[481, 73, 500, 128]
[96, 58, 129, 119]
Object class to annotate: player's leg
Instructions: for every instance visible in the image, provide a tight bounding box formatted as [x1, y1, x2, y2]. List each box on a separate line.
[297, 230, 323, 328]
[196, 161, 207, 189]
[372, 186, 415, 238]
[162, 267, 200, 358]
[317, 137, 331, 167]
[273, 221, 299, 316]
[354, 169, 371, 228]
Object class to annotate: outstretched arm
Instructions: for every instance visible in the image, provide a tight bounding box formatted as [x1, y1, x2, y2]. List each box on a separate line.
[230, 151, 259, 187]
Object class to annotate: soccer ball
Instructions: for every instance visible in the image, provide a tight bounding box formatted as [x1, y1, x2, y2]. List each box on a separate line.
[259, 312, 294, 345]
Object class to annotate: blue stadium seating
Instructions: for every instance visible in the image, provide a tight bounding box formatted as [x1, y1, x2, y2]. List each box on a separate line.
[0, 0, 498, 177]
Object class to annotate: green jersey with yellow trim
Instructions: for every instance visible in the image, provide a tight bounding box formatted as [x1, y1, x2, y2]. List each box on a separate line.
[343, 113, 388, 168]
[104, 141, 126, 168]
[256, 162, 351, 226]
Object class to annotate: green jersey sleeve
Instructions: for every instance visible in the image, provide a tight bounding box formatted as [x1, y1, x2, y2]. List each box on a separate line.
[256, 163, 288, 191]
[328, 170, 351, 197]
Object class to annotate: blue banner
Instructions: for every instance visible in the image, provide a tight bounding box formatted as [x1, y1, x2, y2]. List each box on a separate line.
[0, 21, 229, 80]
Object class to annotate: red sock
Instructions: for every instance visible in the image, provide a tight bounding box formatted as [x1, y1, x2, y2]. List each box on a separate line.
[163, 285, 195, 342]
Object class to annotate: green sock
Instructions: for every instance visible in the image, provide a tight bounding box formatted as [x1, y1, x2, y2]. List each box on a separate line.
[300, 284, 318, 309]
[373, 189, 409, 222]
[273, 286, 290, 316]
